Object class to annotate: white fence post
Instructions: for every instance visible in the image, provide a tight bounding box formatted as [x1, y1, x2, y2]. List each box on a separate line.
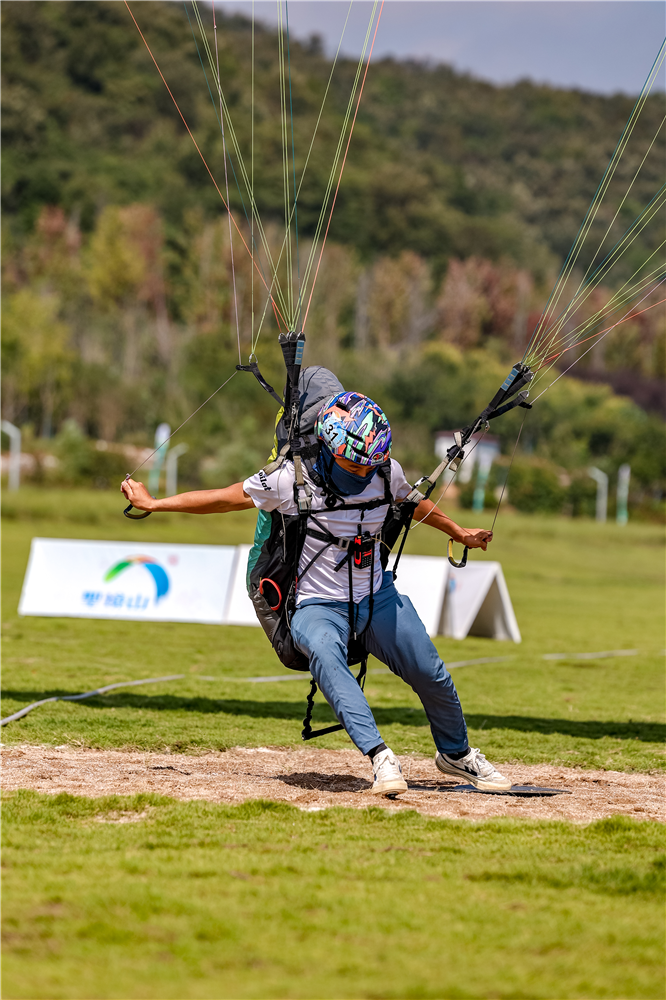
[148, 423, 171, 496]
[472, 457, 492, 513]
[588, 466, 608, 523]
[1, 420, 21, 491]
[471, 441, 500, 512]
[616, 464, 630, 526]
[165, 443, 189, 497]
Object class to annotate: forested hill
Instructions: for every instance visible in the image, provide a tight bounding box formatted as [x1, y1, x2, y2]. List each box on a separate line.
[2, 1, 664, 512]
[2, 0, 662, 274]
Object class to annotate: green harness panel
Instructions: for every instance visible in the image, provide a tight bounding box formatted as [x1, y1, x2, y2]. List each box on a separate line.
[246, 508, 273, 592]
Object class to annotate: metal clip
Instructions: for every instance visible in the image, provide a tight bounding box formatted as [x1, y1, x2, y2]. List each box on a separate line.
[294, 482, 312, 514]
[292, 454, 312, 513]
[407, 486, 427, 503]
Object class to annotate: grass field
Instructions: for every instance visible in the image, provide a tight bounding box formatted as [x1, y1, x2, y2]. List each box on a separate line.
[2, 488, 665, 999]
[3, 793, 664, 1000]
[2, 488, 664, 770]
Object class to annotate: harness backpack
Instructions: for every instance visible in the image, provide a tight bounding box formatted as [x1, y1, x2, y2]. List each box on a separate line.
[240, 337, 419, 739]
[245, 364, 345, 672]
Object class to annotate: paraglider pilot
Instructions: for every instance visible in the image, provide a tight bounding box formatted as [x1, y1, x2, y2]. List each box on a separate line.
[121, 392, 511, 796]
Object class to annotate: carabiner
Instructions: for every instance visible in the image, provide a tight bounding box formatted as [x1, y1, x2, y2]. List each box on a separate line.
[447, 538, 468, 569]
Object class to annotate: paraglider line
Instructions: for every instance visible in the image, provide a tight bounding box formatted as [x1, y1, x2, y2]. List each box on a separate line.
[124, 0, 287, 331]
[213, 0, 242, 364]
[127, 371, 238, 479]
[302, 1, 385, 329]
[530, 281, 666, 404]
[537, 295, 666, 369]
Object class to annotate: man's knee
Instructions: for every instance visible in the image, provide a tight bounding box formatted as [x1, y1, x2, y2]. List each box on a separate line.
[304, 628, 347, 661]
[291, 612, 347, 663]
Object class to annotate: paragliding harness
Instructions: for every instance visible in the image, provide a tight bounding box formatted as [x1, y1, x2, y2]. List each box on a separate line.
[239, 333, 414, 740]
[240, 335, 534, 739]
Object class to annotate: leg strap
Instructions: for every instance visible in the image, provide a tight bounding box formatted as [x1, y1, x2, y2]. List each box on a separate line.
[301, 658, 368, 741]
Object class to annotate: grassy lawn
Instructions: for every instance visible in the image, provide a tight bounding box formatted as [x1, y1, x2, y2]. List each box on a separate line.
[2, 489, 665, 1000]
[2, 792, 664, 1000]
[2, 489, 664, 770]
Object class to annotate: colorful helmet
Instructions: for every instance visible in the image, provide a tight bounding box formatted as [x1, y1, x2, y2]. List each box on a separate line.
[315, 391, 391, 466]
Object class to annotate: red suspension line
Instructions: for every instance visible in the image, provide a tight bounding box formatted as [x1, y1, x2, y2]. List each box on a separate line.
[124, 1, 286, 332]
[537, 295, 666, 368]
[301, 1, 384, 330]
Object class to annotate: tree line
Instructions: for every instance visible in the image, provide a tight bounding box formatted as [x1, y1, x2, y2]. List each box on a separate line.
[1, 2, 664, 516]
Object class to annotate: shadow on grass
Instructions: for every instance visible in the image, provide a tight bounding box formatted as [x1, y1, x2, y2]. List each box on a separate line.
[464, 714, 665, 743]
[2, 690, 665, 744]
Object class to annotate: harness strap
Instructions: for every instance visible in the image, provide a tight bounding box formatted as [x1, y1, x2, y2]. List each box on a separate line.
[298, 538, 334, 581]
[348, 548, 356, 641]
[486, 390, 532, 420]
[236, 359, 284, 408]
[307, 526, 382, 553]
[264, 442, 290, 476]
[293, 454, 312, 514]
[301, 660, 368, 741]
[411, 430, 465, 501]
[390, 503, 415, 580]
[335, 522, 376, 644]
[289, 497, 385, 608]
[320, 494, 391, 513]
[358, 530, 376, 643]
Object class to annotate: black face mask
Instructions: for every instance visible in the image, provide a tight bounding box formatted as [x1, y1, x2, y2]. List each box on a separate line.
[313, 446, 377, 496]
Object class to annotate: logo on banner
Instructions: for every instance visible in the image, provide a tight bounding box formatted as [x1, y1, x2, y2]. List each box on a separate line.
[81, 555, 170, 612]
[104, 556, 170, 600]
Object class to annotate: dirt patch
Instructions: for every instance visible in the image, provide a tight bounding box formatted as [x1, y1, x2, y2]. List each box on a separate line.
[2, 744, 663, 824]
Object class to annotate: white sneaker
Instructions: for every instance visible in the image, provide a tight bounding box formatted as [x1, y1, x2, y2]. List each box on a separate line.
[435, 748, 512, 791]
[371, 748, 408, 796]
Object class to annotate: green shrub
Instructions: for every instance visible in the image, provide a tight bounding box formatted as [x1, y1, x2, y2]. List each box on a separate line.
[503, 458, 567, 514]
[54, 420, 127, 488]
[457, 479, 475, 509]
[457, 460, 507, 513]
[568, 471, 598, 518]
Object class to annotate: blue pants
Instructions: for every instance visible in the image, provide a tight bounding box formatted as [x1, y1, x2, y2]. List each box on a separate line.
[291, 571, 468, 755]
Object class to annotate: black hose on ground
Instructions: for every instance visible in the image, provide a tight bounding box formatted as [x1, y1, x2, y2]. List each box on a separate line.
[0, 674, 185, 727]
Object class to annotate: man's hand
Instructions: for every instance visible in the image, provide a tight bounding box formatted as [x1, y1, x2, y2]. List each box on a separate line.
[121, 478, 154, 511]
[459, 527, 493, 551]
[412, 499, 493, 549]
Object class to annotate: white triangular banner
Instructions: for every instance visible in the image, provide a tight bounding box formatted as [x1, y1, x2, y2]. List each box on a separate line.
[441, 560, 521, 642]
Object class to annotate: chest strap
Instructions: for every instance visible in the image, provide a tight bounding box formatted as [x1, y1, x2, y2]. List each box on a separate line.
[306, 526, 382, 555]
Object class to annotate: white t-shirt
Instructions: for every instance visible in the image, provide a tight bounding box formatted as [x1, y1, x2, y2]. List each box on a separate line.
[243, 459, 412, 604]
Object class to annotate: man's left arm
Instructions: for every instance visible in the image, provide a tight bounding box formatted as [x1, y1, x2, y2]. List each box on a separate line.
[412, 499, 492, 550]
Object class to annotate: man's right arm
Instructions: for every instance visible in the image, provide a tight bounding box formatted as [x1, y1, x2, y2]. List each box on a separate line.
[120, 477, 255, 514]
